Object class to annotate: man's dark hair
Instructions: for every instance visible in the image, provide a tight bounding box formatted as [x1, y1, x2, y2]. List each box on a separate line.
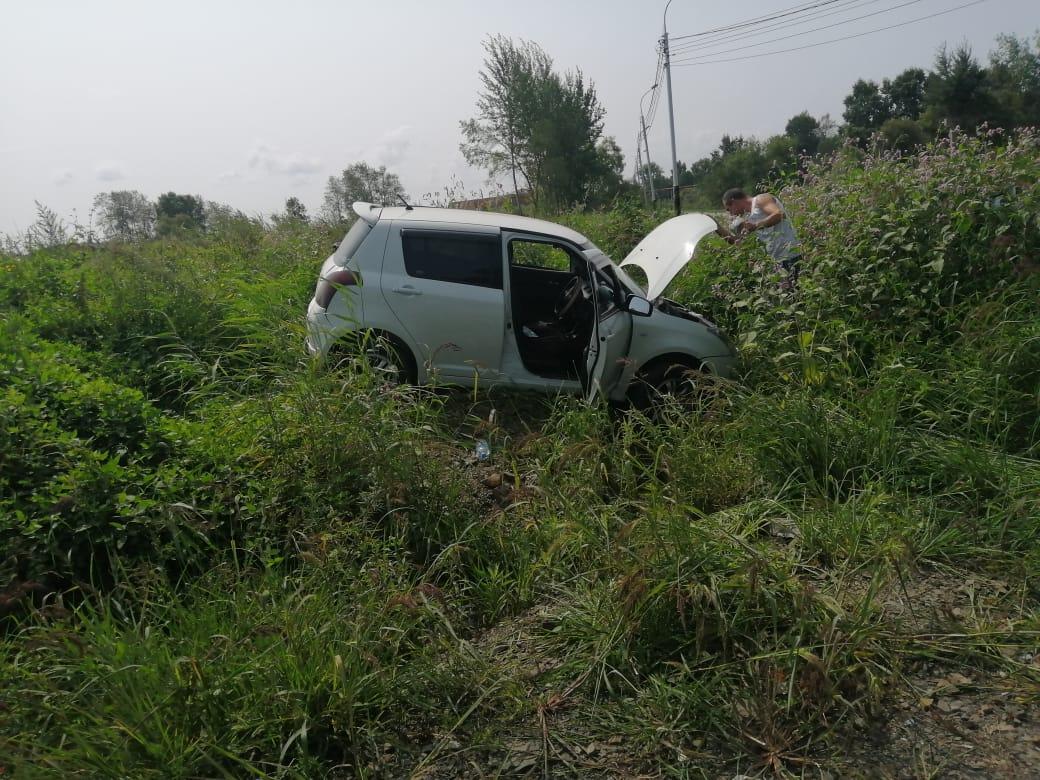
[722, 188, 747, 205]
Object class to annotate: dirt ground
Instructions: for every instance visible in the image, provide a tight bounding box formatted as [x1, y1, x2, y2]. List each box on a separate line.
[392, 564, 1039, 780]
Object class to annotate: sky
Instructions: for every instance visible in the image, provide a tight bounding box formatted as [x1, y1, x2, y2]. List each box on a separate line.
[1, 0, 1036, 235]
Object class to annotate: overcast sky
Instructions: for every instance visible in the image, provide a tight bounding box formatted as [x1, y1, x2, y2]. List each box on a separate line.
[1, 0, 1035, 234]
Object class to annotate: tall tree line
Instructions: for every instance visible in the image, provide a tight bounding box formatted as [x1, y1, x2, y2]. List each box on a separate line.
[672, 33, 1040, 209]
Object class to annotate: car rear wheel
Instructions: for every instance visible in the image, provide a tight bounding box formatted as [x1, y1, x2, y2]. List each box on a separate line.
[328, 333, 416, 385]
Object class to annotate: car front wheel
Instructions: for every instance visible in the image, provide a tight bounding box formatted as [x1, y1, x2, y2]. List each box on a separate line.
[628, 362, 706, 413]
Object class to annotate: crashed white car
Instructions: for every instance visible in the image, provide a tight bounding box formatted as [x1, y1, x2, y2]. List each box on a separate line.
[305, 202, 736, 403]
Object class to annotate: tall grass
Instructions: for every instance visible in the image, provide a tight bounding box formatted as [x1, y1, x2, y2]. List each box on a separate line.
[2, 129, 1038, 775]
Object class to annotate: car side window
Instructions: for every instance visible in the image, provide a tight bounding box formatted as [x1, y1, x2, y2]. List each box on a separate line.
[594, 266, 620, 318]
[509, 240, 572, 272]
[401, 232, 503, 289]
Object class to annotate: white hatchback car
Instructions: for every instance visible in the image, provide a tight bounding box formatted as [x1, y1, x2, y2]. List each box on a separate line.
[305, 202, 736, 403]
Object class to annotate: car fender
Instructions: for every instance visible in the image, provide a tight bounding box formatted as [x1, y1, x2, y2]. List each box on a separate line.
[611, 309, 735, 399]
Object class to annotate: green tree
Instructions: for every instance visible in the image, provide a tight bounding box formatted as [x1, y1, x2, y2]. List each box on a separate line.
[321, 163, 406, 223]
[842, 79, 892, 143]
[882, 68, 927, 120]
[642, 161, 672, 194]
[784, 111, 820, 156]
[878, 117, 927, 152]
[272, 197, 310, 229]
[585, 136, 627, 204]
[680, 134, 796, 209]
[532, 68, 606, 208]
[923, 43, 999, 130]
[816, 113, 843, 155]
[27, 201, 68, 249]
[460, 36, 552, 212]
[283, 196, 309, 223]
[988, 32, 1040, 127]
[716, 134, 747, 158]
[203, 201, 261, 243]
[92, 190, 155, 242]
[461, 36, 606, 211]
[155, 192, 206, 235]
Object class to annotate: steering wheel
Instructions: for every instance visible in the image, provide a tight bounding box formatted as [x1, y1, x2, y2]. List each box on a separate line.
[555, 275, 590, 320]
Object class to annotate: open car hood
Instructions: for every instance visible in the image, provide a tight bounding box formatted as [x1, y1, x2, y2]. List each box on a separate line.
[619, 213, 719, 300]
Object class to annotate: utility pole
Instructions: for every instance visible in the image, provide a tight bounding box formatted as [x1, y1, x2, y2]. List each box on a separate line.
[663, 0, 681, 216]
[639, 85, 658, 203]
[640, 113, 655, 203]
[635, 143, 648, 205]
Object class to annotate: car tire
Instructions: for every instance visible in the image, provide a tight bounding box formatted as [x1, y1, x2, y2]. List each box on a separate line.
[629, 362, 706, 415]
[328, 333, 416, 385]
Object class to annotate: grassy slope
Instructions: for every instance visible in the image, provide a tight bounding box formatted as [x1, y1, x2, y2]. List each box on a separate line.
[1, 130, 1038, 778]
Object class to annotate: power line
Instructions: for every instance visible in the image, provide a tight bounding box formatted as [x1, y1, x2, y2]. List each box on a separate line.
[670, 0, 883, 57]
[670, 0, 926, 63]
[670, 0, 987, 67]
[669, 0, 882, 54]
[669, 0, 855, 42]
[646, 84, 662, 129]
[643, 53, 665, 130]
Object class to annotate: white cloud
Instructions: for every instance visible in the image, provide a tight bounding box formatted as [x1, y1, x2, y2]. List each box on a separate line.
[247, 143, 322, 176]
[367, 125, 412, 168]
[217, 170, 243, 182]
[51, 169, 74, 186]
[95, 162, 125, 182]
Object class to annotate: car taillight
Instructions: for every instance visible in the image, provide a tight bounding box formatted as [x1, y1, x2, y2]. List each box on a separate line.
[315, 268, 358, 309]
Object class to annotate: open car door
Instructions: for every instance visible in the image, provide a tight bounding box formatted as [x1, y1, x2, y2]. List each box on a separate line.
[583, 262, 634, 401]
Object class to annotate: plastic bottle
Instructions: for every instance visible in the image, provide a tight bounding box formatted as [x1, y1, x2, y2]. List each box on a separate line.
[475, 439, 491, 462]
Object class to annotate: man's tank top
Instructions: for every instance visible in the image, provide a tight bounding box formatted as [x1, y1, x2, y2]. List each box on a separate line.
[749, 195, 801, 262]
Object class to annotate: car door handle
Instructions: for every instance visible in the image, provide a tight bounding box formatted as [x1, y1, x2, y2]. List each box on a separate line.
[392, 286, 422, 296]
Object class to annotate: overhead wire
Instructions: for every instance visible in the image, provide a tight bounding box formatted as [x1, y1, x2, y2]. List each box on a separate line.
[645, 0, 869, 165]
[670, 0, 927, 63]
[669, 0, 987, 67]
[668, 0, 884, 54]
[669, 0, 857, 41]
[641, 0, 987, 197]
[642, 51, 665, 130]
[636, 50, 663, 191]
[646, 85, 662, 129]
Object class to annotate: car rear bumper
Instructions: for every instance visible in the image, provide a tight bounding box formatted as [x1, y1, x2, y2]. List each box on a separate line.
[305, 299, 335, 357]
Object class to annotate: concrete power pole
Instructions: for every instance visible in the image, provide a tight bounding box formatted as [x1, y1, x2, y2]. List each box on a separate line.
[641, 115, 656, 203]
[639, 85, 658, 203]
[634, 143, 648, 205]
[663, 0, 681, 216]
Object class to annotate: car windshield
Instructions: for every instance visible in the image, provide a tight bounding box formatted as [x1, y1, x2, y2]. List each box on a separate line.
[612, 263, 645, 296]
[586, 247, 644, 296]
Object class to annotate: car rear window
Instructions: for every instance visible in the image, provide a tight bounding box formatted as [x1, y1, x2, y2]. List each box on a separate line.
[401, 232, 502, 289]
[334, 218, 372, 265]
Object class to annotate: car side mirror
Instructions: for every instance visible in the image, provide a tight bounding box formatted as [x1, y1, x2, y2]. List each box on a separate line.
[626, 295, 653, 317]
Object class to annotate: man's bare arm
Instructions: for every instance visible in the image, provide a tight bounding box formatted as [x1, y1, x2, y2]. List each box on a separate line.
[746, 193, 783, 232]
